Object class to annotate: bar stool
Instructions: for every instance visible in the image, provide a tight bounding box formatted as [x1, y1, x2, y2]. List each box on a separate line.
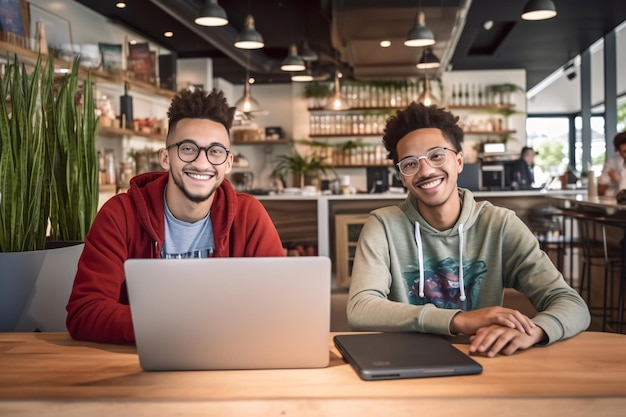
[595, 216, 626, 333]
[557, 208, 585, 288]
[529, 204, 567, 273]
[575, 213, 622, 331]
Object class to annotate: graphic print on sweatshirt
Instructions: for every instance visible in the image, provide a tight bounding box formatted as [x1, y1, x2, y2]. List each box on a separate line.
[404, 257, 487, 309]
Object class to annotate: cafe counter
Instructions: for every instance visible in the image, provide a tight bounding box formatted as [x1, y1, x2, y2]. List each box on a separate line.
[255, 189, 580, 261]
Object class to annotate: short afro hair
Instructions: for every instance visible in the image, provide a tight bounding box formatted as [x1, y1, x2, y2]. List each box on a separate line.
[382, 102, 464, 164]
[166, 89, 235, 143]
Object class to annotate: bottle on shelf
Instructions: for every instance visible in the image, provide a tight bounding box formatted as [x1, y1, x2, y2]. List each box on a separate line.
[463, 83, 470, 106]
[120, 81, 134, 130]
[451, 84, 458, 106]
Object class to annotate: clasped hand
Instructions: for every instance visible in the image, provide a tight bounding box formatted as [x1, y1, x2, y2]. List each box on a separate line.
[450, 307, 546, 357]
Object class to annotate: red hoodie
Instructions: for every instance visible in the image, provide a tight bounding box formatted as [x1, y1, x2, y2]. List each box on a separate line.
[66, 172, 285, 344]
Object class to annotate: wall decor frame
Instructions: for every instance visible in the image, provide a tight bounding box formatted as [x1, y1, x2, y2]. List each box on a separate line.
[28, 3, 71, 53]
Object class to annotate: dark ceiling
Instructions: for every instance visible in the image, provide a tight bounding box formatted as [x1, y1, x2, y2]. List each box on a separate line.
[74, 0, 626, 90]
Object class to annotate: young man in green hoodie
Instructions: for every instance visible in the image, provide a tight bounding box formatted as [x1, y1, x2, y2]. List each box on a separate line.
[347, 102, 590, 357]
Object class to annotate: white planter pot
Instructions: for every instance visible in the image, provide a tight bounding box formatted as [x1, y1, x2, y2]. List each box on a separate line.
[0, 242, 84, 332]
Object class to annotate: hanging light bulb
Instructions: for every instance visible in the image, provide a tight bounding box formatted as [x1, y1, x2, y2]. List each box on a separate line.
[416, 47, 441, 69]
[235, 76, 260, 113]
[404, 11, 435, 47]
[234, 15, 264, 49]
[324, 71, 351, 110]
[281, 44, 306, 72]
[291, 69, 314, 82]
[521, 0, 557, 21]
[194, 0, 228, 26]
[417, 75, 438, 106]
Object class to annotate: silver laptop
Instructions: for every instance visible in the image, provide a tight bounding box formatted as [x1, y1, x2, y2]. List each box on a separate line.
[124, 256, 331, 371]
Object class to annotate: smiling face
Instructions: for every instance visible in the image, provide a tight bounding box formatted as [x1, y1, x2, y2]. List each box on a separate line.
[160, 118, 233, 221]
[397, 127, 464, 225]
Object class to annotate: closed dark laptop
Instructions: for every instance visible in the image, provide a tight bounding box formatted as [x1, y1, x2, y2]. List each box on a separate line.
[334, 332, 482, 380]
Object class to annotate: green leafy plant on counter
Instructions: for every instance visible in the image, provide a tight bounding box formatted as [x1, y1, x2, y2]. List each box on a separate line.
[0, 55, 99, 252]
[272, 151, 335, 189]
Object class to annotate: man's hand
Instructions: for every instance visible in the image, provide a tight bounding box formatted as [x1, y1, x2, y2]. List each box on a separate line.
[450, 306, 536, 336]
[468, 324, 547, 357]
[608, 168, 620, 183]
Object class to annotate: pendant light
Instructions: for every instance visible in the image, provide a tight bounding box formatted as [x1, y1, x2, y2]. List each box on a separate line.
[280, 44, 306, 72]
[417, 75, 438, 106]
[291, 69, 314, 82]
[194, 0, 228, 26]
[299, 40, 319, 62]
[416, 47, 440, 69]
[521, 0, 557, 21]
[404, 11, 435, 47]
[235, 76, 260, 113]
[234, 15, 264, 49]
[235, 51, 261, 114]
[324, 71, 350, 111]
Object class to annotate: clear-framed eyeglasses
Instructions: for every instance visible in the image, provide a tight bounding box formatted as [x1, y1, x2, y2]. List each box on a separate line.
[166, 140, 230, 165]
[396, 147, 457, 176]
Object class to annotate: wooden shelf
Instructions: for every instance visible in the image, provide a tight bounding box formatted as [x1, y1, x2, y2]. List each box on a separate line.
[448, 104, 515, 110]
[231, 139, 292, 145]
[333, 164, 393, 168]
[464, 130, 516, 135]
[98, 184, 117, 193]
[308, 107, 400, 112]
[309, 134, 382, 138]
[0, 40, 176, 100]
[99, 126, 166, 142]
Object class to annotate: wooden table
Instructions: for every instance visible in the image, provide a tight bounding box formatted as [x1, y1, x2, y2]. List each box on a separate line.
[1, 332, 626, 417]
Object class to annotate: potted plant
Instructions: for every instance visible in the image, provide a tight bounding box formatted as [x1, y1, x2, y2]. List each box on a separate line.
[273, 150, 334, 189]
[484, 83, 524, 106]
[0, 54, 99, 331]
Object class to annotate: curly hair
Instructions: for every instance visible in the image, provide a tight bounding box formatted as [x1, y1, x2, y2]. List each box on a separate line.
[382, 102, 464, 164]
[166, 89, 235, 142]
[613, 131, 626, 150]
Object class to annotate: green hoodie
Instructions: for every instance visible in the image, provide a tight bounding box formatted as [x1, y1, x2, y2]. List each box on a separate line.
[347, 188, 590, 344]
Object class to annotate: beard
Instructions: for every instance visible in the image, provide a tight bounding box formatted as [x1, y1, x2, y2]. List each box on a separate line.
[171, 171, 221, 203]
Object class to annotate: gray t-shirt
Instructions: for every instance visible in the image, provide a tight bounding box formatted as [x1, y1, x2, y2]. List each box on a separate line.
[161, 195, 215, 259]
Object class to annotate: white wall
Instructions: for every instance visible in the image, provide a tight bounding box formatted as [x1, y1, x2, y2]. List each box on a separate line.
[527, 21, 626, 114]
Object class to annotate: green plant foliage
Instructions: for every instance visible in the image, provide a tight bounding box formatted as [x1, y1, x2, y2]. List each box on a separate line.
[535, 140, 566, 175]
[0, 55, 99, 252]
[302, 82, 332, 99]
[272, 151, 335, 188]
[618, 101, 626, 131]
[484, 83, 524, 94]
[49, 59, 99, 241]
[0, 55, 51, 252]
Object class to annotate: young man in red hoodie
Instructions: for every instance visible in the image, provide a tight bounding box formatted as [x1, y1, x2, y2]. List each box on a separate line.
[66, 89, 285, 344]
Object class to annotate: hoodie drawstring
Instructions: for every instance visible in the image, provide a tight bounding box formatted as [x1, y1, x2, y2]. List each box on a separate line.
[458, 224, 466, 302]
[415, 223, 425, 298]
[414, 221, 466, 302]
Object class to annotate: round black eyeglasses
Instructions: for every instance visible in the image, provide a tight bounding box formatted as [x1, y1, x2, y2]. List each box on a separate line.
[166, 140, 230, 165]
[396, 147, 457, 176]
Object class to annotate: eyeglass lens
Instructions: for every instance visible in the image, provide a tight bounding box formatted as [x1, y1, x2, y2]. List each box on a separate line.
[176, 141, 229, 164]
[397, 147, 451, 176]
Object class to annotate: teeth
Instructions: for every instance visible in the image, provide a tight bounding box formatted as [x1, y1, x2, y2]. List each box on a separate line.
[419, 178, 442, 189]
[187, 173, 212, 180]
